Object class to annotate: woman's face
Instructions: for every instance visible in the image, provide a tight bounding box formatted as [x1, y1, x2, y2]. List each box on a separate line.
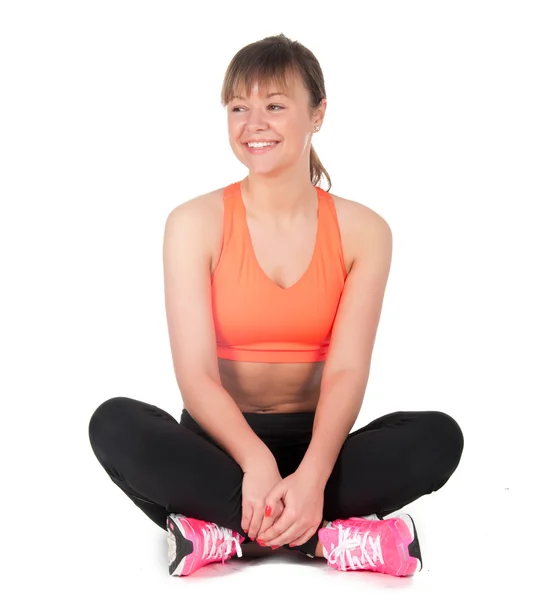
[227, 75, 325, 176]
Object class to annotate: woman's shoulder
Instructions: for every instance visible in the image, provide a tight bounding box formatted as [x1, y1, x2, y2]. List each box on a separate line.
[166, 187, 226, 239]
[329, 191, 390, 235]
[166, 186, 226, 262]
[170, 186, 225, 215]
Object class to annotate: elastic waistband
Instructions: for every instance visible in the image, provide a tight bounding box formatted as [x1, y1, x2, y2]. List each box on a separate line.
[180, 408, 315, 442]
[216, 346, 327, 362]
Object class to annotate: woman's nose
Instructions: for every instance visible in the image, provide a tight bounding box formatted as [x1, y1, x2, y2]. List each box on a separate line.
[245, 108, 269, 131]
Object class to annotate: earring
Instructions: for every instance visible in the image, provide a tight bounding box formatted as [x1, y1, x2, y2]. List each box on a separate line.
[314, 125, 320, 132]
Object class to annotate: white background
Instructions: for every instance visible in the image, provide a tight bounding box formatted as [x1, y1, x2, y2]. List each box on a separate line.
[1, 1, 533, 597]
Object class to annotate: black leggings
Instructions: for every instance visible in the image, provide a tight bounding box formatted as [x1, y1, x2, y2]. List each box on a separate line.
[88, 397, 464, 558]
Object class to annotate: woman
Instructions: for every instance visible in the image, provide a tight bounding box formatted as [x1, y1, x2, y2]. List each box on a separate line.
[88, 33, 464, 578]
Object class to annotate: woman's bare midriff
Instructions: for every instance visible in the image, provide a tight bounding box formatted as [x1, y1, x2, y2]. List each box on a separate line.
[205, 186, 359, 415]
[218, 357, 325, 414]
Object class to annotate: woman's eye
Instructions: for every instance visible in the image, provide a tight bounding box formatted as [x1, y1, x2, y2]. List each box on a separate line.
[231, 105, 284, 112]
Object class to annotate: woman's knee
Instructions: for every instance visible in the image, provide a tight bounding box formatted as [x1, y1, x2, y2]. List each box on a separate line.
[423, 410, 464, 472]
[88, 396, 136, 452]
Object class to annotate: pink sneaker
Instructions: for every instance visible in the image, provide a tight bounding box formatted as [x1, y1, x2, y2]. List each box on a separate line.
[166, 513, 245, 576]
[318, 514, 422, 577]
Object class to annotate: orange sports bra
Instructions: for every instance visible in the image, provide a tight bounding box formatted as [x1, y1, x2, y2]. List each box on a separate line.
[211, 180, 348, 363]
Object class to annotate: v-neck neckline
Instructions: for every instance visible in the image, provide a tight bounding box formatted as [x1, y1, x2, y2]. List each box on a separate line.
[237, 181, 322, 291]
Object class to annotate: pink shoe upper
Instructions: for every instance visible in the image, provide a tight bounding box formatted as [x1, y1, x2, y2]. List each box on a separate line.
[318, 516, 419, 577]
[179, 516, 245, 576]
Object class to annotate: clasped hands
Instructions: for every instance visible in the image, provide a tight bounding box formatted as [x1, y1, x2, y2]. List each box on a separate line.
[253, 470, 325, 549]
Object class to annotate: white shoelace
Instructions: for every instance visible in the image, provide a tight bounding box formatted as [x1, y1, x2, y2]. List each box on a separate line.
[326, 524, 384, 570]
[202, 523, 243, 563]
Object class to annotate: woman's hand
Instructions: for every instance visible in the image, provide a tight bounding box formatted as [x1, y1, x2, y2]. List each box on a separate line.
[256, 469, 325, 548]
[241, 454, 285, 541]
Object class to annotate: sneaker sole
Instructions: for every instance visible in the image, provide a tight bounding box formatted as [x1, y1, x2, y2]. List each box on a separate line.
[167, 513, 194, 576]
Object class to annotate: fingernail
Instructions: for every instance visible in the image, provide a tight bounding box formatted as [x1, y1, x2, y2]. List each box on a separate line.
[258, 540, 265, 546]
[272, 545, 279, 549]
[265, 506, 272, 517]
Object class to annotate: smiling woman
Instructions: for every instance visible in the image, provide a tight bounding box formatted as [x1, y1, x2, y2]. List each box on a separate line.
[222, 40, 330, 191]
[88, 32, 464, 579]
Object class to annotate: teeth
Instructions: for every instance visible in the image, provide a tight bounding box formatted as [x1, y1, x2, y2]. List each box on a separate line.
[248, 142, 277, 148]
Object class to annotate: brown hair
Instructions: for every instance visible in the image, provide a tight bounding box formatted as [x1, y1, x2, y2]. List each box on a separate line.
[220, 33, 332, 192]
